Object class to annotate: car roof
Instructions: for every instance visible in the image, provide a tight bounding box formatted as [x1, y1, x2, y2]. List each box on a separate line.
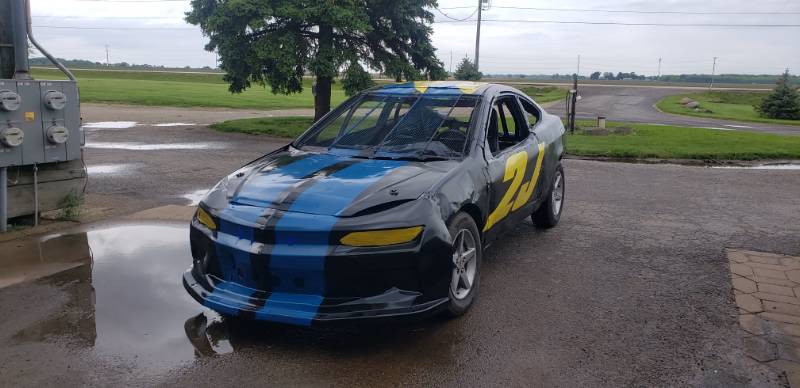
[370, 81, 492, 96]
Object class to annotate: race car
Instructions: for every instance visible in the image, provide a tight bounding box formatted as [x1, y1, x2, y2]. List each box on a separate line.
[183, 81, 566, 326]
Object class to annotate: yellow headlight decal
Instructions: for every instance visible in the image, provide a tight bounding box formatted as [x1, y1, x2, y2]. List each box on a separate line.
[196, 207, 217, 231]
[340, 226, 424, 247]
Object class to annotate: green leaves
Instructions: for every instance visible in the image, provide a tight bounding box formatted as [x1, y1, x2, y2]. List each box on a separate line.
[186, 0, 445, 116]
[454, 57, 482, 81]
[757, 70, 800, 120]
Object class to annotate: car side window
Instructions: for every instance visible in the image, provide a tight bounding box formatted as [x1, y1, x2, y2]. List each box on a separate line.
[518, 98, 541, 128]
[486, 96, 529, 156]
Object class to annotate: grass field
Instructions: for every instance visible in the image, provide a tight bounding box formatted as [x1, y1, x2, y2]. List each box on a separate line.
[568, 121, 800, 160]
[32, 67, 566, 110]
[32, 67, 349, 110]
[656, 91, 800, 126]
[212, 116, 800, 160]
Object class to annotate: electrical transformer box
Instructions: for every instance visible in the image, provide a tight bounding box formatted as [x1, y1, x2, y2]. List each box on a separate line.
[0, 79, 81, 167]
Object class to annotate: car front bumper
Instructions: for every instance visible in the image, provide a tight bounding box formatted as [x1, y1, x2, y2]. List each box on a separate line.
[183, 266, 448, 326]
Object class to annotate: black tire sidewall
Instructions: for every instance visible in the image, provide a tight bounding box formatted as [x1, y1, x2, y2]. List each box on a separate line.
[533, 163, 565, 227]
[445, 212, 483, 316]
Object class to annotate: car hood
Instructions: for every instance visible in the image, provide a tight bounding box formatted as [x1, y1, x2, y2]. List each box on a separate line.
[204, 148, 455, 218]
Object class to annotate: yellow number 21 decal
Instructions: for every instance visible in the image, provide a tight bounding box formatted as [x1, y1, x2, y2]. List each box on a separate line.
[483, 143, 546, 232]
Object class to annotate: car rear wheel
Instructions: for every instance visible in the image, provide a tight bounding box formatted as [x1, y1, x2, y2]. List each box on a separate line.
[445, 212, 482, 317]
[532, 163, 565, 228]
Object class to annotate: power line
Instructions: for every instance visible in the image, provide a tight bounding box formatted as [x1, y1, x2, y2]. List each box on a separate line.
[33, 25, 195, 30]
[34, 15, 181, 19]
[434, 6, 479, 22]
[73, 0, 187, 2]
[489, 5, 800, 15]
[435, 19, 800, 27]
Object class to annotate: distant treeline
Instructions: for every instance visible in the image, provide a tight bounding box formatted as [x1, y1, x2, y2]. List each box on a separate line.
[29, 57, 216, 71]
[487, 72, 799, 85]
[31, 57, 797, 85]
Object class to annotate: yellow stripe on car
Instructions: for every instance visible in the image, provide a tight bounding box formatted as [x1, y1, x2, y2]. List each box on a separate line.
[340, 226, 424, 247]
[196, 207, 217, 231]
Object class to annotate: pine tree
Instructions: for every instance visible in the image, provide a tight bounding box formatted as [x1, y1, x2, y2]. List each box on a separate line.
[454, 58, 482, 81]
[186, 0, 446, 120]
[757, 70, 800, 120]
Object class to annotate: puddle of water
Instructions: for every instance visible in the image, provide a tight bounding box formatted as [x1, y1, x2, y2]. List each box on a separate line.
[153, 123, 199, 127]
[83, 121, 138, 129]
[4, 223, 232, 373]
[86, 164, 136, 174]
[712, 164, 800, 170]
[181, 189, 209, 206]
[85, 142, 226, 151]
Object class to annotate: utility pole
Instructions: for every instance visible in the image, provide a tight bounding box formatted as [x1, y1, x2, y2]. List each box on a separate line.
[474, 0, 482, 70]
[449, 50, 454, 75]
[709, 56, 717, 90]
[576, 54, 581, 77]
[658, 57, 662, 78]
[105, 44, 109, 67]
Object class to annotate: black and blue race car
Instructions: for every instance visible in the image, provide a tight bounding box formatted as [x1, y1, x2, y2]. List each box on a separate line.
[184, 81, 566, 326]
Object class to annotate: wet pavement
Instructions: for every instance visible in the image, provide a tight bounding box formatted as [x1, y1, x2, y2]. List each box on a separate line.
[2, 159, 800, 386]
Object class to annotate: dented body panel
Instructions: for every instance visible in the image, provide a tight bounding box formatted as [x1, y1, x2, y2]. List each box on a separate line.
[184, 81, 566, 326]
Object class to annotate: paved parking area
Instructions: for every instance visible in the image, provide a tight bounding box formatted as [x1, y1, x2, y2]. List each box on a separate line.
[0, 113, 799, 386]
[730, 249, 800, 385]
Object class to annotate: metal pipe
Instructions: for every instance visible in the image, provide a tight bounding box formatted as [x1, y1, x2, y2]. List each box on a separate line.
[33, 163, 38, 227]
[1, 167, 7, 232]
[24, 0, 75, 81]
[10, 0, 30, 79]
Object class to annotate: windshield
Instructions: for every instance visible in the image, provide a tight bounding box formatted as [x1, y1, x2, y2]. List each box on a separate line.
[295, 91, 480, 159]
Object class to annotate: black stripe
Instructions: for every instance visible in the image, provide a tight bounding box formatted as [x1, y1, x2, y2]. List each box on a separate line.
[241, 160, 360, 318]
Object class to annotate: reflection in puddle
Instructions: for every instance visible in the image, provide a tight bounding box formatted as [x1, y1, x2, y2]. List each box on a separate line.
[9, 223, 231, 373]
[83, 121, 138, 129]
[181, 189, 208, 206]
[712, 164, 800, 170]
[85, 142, 226, 151]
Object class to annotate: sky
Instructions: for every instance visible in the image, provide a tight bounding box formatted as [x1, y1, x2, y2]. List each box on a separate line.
[28, 0, 800, 76]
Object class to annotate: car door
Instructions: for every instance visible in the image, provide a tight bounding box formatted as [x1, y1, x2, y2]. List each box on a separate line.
[482, 93, 545, 238]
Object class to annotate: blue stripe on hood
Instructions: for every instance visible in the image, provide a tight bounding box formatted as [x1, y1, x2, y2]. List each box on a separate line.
[209, 154, 343, 305]
[259, 159, 407, 325]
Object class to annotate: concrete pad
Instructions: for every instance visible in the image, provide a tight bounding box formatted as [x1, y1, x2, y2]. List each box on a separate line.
[125, 205, 196, 222]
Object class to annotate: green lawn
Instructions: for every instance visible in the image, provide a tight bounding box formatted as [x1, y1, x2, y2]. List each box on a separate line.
[213, 117, 800, 160]
[656, 91, 800, 126]
[32, 67, 348, 110]
[212, 116, 314, 137]
[567, 121, 800, 160]
[518, 86, 567, 104]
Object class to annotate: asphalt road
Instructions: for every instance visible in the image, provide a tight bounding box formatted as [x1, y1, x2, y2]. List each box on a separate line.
[1, 118, 799, 386]
[544, 85, 800, 136]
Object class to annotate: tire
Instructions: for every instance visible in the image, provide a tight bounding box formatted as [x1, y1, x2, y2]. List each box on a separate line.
[532, 163, 565, 228]
[444, 212, 483, 317]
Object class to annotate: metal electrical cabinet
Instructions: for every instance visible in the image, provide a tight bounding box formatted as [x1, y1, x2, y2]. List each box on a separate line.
[0, 79, 81, 167]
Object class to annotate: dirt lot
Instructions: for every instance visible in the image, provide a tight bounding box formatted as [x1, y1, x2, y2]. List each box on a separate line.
[1, 104, 800, 386]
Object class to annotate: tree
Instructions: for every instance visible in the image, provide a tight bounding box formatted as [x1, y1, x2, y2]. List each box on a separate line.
[757, 70, 800, 120]
[453, 57, 481, 81]
[602, 72, 614, 80]
[589, 71, 601, 80]
[341, 63, 375, 96]
[186, 0, 446, 120]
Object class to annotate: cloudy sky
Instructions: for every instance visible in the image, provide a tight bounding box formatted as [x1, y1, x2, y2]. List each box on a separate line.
[29, 0, 800, 76]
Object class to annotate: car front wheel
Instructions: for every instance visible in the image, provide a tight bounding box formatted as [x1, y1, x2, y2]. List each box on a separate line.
[532, 162, 565, 228]
[445, 212, 482, 317]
